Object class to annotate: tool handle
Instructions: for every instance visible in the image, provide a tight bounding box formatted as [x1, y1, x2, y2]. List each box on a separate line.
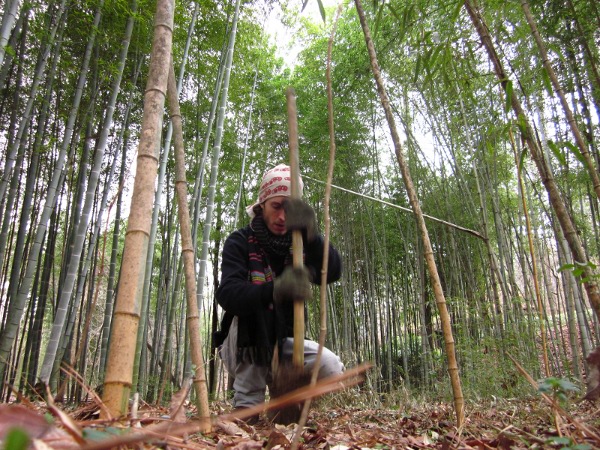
[286, 87, 305, 369]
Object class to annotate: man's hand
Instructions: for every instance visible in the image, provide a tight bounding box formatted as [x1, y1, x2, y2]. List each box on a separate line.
[273, 266, 311, 304]
[284, 198, 317, 243]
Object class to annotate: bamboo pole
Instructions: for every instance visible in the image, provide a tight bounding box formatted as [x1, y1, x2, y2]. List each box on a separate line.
[101, 0, 174, 418]
[293, 5, 343, 447]
[286, 87, 305, 369]
[463, 0, 600, 324]
[354, 0, 464, 427]
[167, 59, 211, 432]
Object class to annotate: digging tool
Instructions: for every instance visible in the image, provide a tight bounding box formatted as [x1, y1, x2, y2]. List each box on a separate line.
[268, 87, 309, 425]
[286, 86, 305, 369]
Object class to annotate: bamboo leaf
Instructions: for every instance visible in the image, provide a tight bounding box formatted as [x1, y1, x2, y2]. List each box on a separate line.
[451, 0, 463, 23]
[559, 261, 596, 280]
[518, 148, 528, 175]
[387, 4, 406, 42]
[404, 4, 415, 28]
[541, 66, 553, 96]
[386, 3, 401, 22]
[558, 263, 576, 272]
[516, 113, 528, 135]
[504, 79, 513, 113]
[317, 0, 326, 23]
[564, 141, 586, 165]
[414, 53, 422, 83]
[374, 2, 385, 36]
[301, 0, 325, 22]
[422, 46, 434, 83]
[423, 50, 433, 85]
[547, 140, 567, 167]
[430, 44, 441, 67]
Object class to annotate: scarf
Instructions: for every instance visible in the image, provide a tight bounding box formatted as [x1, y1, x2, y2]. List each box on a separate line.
[251, 214, 292, 257]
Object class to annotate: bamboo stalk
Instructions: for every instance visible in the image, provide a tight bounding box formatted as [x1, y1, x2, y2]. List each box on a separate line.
[286, 87, 305, 369]
[293, 5, 343, 447]
[167, 59, 211, 432]
[354, 0, 464, 427]
[101, 0, 174, 418]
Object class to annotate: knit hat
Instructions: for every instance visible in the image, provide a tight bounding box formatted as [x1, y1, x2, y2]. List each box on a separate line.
[246, 164, 304, 218]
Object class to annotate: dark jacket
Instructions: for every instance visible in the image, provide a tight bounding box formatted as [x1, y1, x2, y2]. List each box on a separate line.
[215, 225, 342, 363]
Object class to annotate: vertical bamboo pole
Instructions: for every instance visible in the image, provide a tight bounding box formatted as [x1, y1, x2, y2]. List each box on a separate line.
[101, 0, 174, 418]
[286, 87, 304, 369]
[354, 0, 464, 427]
[167, 60, 211, 432]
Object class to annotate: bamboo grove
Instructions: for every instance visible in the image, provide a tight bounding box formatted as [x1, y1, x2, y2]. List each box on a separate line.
[0, 0, 598, 412]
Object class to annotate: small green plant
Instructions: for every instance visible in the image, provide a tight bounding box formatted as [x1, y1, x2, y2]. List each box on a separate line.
[538, 379, 588, 449]
[537, 377, 579, 403]
[537, 377, 579, 406]
[559, 261, 598, 283]
[545, 436, 591, 450]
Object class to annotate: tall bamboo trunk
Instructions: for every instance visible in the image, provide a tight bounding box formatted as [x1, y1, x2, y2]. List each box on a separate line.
[565, 0, 600, 122]
[0, 6, 27, 276]
[133, 1, 196, 395]
[99, 56, 142, 375]
[520, 0, 600, 200]
[166, 58, 211, 431]
[1, 47, 55, 394]
[0, 0, 66, 207]
[354, 0, 464, 427]
[197, 0, 241, 306]
[508, 128, 551, 377]
[0, 0, 102, 383]
[60, 138, 122, 393]
[190, 25, 228, 242]
[102, 0, 174, 418]
[0, 0, 21, 68]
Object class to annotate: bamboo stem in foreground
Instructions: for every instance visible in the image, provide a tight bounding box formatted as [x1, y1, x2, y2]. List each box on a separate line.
[354, 0, 465, 427]
[101, 0, 174, 418]
[286, 87, 305, 369]
[166, 59, 211, 432]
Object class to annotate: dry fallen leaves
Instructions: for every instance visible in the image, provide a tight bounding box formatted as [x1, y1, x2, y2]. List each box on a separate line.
[0, 398, 599, 449]
[2, 361, 600, 450]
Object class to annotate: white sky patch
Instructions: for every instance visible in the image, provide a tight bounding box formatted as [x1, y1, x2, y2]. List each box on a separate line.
[259, 0, 440, 184]
[264, 0, 339, 68]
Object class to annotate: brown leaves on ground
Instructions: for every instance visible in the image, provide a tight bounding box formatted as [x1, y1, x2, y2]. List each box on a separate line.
[0, 404, 80, 449]
[1, 396, 599, 449]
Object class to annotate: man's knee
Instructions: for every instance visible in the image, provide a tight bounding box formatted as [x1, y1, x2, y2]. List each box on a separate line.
[319, 350, 344, 378]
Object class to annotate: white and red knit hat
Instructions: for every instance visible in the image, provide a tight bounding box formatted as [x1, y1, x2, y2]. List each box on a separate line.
[246, 163, 304, 218]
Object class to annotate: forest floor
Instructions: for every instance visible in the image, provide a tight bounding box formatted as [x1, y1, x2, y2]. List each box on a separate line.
[1, 391, 599, 449]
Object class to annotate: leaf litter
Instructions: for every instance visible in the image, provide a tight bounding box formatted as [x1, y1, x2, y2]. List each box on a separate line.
[0, 393, 598, 449]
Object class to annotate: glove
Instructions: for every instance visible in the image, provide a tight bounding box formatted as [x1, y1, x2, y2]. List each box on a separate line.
[284, 198, 317, 243]
[273, 266, 311, 304]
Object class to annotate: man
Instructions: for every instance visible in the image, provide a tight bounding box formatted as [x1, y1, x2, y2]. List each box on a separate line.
[215, 164, 344, 421]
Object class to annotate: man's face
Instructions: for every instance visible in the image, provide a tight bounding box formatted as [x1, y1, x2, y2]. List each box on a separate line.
[261, 196, 287, 235]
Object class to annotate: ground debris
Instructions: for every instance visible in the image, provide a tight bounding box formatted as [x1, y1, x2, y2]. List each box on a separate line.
[0, 396, 598, 449]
